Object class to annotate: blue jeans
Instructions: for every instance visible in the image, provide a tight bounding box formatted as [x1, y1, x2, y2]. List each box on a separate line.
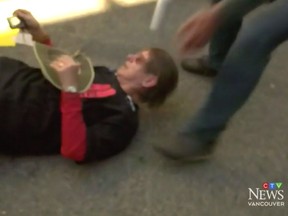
[183, 0, 288, 144]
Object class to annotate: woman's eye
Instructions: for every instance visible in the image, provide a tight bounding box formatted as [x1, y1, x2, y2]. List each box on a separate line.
[136, 57, 143, 64]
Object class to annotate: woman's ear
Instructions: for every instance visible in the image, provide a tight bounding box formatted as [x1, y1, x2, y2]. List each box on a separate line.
[142, 74, 158, 88]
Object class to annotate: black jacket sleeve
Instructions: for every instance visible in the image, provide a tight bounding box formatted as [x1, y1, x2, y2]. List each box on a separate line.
[82, 112, 139, 163]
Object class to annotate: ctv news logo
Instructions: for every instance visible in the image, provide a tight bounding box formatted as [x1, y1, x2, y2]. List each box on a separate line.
[248, 182, 285, 207]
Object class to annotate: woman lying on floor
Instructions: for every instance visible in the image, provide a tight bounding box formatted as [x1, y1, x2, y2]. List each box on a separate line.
[0, 9, 178, 164]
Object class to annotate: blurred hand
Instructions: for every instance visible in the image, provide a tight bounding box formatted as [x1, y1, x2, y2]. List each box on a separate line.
[13, 9, 50, 43]
[13, 9, 41, 33]
[50, 55, 81, 92]
[177, 6, 221, 55]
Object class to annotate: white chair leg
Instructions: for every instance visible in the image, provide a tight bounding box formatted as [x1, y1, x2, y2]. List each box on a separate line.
[150, 0, 172, 31]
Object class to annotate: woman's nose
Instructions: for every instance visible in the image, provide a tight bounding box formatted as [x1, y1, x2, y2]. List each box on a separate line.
[127, 54, 134, 62]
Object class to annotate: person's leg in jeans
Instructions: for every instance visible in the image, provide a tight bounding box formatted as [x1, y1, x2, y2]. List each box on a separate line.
[208, 0, 242, 71]
[160, 0, 288, 160]
[181, 0, 242, 76]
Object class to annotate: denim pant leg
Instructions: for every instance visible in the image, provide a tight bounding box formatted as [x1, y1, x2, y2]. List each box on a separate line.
[208, 0, 242, 71]
[183, 0, 288, 144]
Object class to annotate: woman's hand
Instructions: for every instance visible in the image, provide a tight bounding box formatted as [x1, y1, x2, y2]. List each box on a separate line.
[13, 9, 49, 42]
[13, 9, 40, 32]
[50, 55, 81, 92]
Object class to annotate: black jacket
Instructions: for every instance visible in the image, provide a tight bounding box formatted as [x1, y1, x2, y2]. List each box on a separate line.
[0, 57, 139, 162]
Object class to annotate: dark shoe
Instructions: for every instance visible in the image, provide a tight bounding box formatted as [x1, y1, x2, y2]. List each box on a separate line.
[181, 56, 218, 77]
[154, 133, 217, 162]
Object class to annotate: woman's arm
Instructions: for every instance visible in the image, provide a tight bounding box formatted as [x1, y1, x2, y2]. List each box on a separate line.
[50, 55, 87, 162]
[13, 9, 87, 162]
